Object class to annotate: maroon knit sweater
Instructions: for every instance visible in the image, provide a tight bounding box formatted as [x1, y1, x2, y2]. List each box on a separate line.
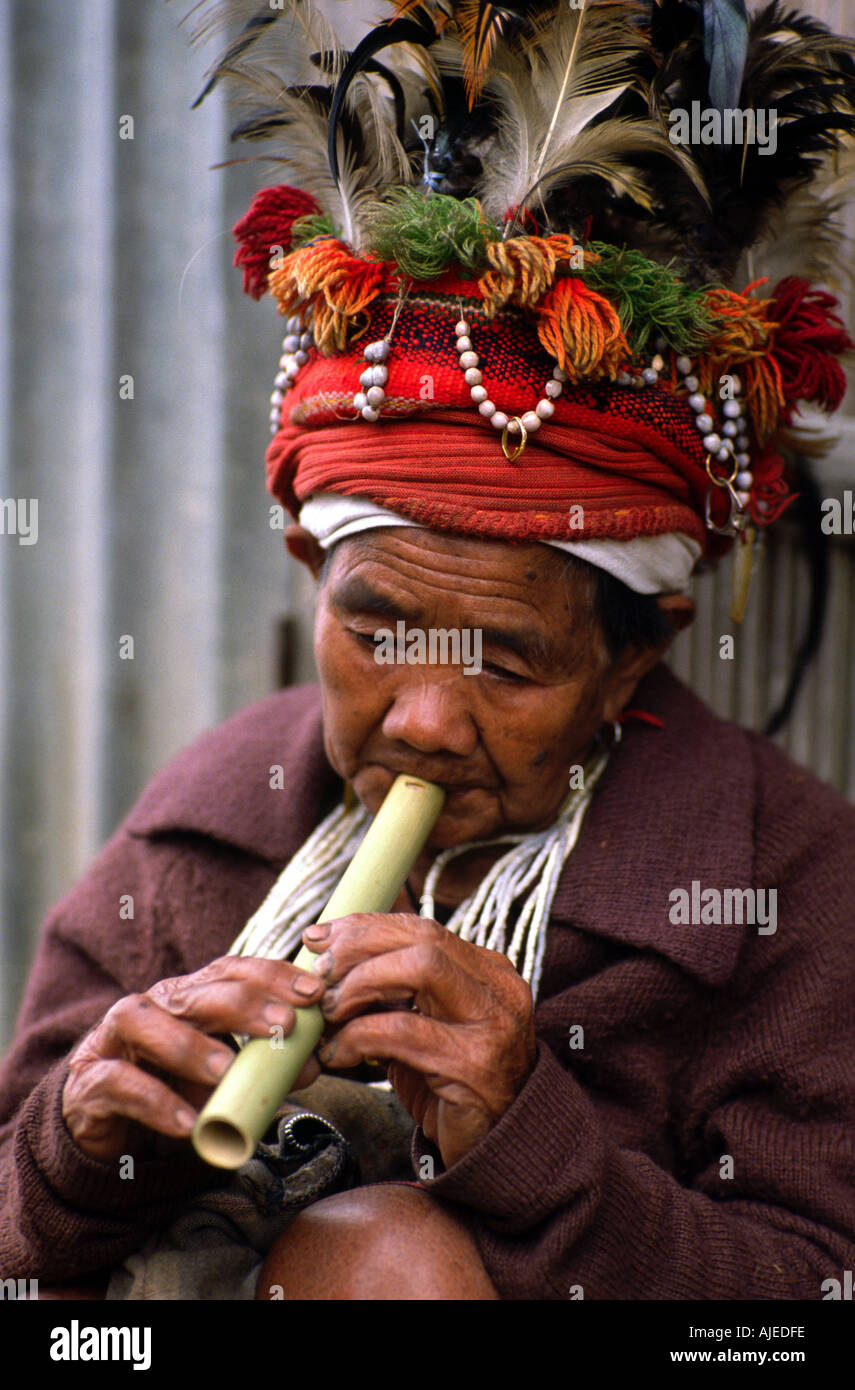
[1, 665, 854, 1299]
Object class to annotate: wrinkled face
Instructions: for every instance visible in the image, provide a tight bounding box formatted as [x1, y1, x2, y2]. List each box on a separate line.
[313, 528, 634, 846]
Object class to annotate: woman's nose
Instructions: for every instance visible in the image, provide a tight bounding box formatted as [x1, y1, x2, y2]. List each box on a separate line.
[381, 672, 478, 757]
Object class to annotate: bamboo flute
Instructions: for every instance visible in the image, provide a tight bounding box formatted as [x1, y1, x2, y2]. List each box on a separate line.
[192, 775, 445, 1168]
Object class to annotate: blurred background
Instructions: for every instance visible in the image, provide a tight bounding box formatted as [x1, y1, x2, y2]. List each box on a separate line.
[1, 0, 853, 1050]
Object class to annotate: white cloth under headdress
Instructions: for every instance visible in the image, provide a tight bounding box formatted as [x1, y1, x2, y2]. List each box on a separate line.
[298, 493, 701, 593]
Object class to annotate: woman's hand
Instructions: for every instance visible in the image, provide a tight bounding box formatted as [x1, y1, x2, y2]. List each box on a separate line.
[62, 956, 325, 1161]
[303, 913, 536, 1168]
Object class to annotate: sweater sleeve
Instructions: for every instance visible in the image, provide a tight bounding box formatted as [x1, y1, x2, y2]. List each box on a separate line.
[0, 829, 228, 1282]
[412, 751, 855, 1300]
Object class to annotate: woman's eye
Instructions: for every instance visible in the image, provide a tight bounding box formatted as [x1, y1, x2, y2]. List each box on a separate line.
[345, 629, 526, 681]
[483, 662, 525, 683]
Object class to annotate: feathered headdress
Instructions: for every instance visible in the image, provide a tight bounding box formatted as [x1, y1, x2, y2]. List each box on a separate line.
[184, 0, 855, 618]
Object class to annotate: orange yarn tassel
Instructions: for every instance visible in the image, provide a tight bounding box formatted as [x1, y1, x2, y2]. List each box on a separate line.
[537, 278, 627, 380]
[741, 356, 786, 444]
[479, 235, 593, 316]
[269, 240, 387, 352]
[687, 285, 785, 438]
[697, 286, 776, 391]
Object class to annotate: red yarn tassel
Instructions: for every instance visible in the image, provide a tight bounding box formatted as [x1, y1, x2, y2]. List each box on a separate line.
[770, 276, 854, 416]
[233, 186, 321, 299]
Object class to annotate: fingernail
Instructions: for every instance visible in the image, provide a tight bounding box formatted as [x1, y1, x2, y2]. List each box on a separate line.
[207, 1051, 231, 1079]
[293, 973, 322, 998]
[318, 1037, 336, 1063]
[320, 986, 339, 1015]
[264, 1001, 291, 1025]
[304, 922, 330, 942]
[176, 1107, 196, 1130]
[311, 951, 333, 977]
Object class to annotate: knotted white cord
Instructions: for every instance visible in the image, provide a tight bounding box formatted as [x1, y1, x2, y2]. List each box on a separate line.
[420, 746, 609, 998]
[228, 799, 371, 960]
[229, 745, 610, 1000]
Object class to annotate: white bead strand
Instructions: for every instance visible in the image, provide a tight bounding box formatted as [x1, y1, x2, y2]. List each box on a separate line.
[453, 319, 564, 444]
[270, 319, 314, 434]
[679, 358, 755, 509]
[719, 390, 752, 495]
[647, 349, 756, 513]
[352, 340, 391, 420]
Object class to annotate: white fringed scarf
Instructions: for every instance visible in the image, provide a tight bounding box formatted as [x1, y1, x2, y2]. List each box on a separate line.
[229, 745, 610, 1000]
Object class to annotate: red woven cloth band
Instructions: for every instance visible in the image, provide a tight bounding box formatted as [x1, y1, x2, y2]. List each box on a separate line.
[266, 274, 726, 551]
[267, 408, 707, 546]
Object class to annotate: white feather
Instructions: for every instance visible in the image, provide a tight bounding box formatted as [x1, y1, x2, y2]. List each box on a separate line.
[186, 0, 347, 88]
[185, 0, 422, 245]
[470, 0, 706, 225]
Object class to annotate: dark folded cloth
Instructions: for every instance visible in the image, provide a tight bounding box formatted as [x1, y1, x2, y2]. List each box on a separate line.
[106, 1078, 414, 1300]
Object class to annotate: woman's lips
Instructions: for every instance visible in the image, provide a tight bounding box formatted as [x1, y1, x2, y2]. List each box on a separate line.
[366, 764, 495, 793]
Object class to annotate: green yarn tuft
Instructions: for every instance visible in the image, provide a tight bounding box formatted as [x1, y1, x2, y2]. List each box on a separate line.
[362, 189, 500, 280]
[290, 212, 339, 247]
[581, 243, 713, 354]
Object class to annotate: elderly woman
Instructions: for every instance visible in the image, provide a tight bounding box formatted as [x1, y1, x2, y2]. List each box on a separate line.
[2, 0, 855, 1302]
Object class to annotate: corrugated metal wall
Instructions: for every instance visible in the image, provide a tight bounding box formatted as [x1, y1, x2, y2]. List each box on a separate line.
[1, 0, 853, 1048]
[0, 0, 309, 1044]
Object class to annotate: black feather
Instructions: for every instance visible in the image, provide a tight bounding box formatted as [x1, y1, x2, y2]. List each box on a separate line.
[310, 48, 411, 147]
[650, 0, 749, 108]
[700, 0, 749, 110]
[327, 10, 438, 184]
[644, 0, 855, 280]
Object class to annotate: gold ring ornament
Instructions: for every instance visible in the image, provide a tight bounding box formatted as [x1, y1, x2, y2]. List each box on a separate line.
[502, 417, 529, 461]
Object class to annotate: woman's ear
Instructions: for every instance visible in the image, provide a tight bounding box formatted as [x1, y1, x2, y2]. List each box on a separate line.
[598, 593, 696, 723]
[284, 524, 326, 579]
[656, 593, 695, 634]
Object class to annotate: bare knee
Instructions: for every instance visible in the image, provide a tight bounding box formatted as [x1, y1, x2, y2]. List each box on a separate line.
[256, 1184, 499, 1300]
